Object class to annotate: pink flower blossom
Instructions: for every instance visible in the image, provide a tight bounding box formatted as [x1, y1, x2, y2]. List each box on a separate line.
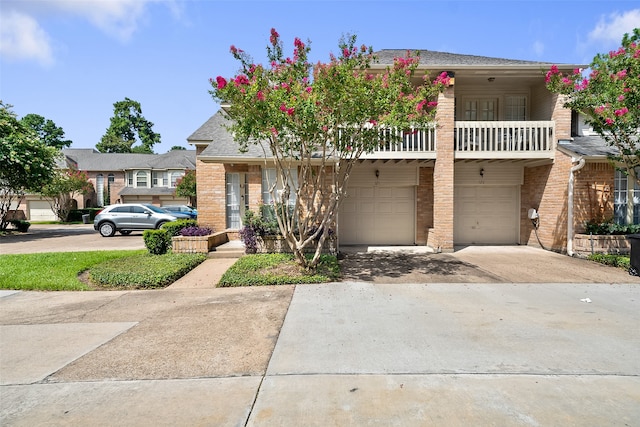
[216, 76, 227, 89]
[287, 107, 295, 116]
[618, 95, 625, 102]
[256, 91, 265, 101]
[305, 87, 312, 94]
[615, 107, 629, 117]
[234, 75, 249, 86]
[270, 127, 278, 136]
[270, 28, 279, 45]
[617, 69, 628, 79]
[416, 100, 427, 112]
[343, 48, 350, 58]
[322, 126, 328, 132]
[605, 118, 615, 125]
[369, 119, 377, 126]
[230, 45, 238, 55]
[279, 103, 287, 112]
[427, 101, 438, 108]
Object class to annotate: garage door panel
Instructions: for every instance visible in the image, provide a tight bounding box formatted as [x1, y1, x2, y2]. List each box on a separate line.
[454, 185, 518, 245]
[339, 185, 415, 245]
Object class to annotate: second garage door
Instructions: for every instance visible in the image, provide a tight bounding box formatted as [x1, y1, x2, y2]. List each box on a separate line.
[339, 186, 415, 245]
[454, 185, 519, 245]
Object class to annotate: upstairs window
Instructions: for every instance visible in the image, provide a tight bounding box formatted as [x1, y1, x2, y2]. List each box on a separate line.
[505, 95, 527, 121]
[136, 171, 148, 188]
[171, 171, 184, 187]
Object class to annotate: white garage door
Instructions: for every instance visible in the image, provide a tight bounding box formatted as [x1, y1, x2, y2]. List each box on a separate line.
[29, 200, 57, 221]
[454, 186, 519, 245]
[339, 186, 415, 245]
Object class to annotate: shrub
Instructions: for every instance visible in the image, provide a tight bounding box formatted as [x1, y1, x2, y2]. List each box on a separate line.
[143, 229, 170, 255]
[89, 252, 207, 288]
[161, 219, 198, 237]
[587, 253, 631, 270]
[180, 226, 212, 236]
[9, 220, 30, 232]
[585, 220, 640, 235]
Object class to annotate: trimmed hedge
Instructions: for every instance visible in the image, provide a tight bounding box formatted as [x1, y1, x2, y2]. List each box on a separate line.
[143, 229, 170, 255]
[89, 252, 207, 288]
[587, 253, 631, 270]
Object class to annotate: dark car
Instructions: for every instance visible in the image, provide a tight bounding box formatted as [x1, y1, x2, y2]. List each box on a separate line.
[162, 205, 198, 219]
[93, 203, 177, 237]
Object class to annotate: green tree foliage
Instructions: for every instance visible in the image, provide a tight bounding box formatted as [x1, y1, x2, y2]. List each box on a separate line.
[0, 102, 60, 230]
[175, 170, 196, 206]
[546, 28, 640, 181]
[210, 29, 446, 269]
[170, 145, 186, 150]
[40, 169, 94, 221]
[96, 97, 160, 154]
[20, 113, 72, 149]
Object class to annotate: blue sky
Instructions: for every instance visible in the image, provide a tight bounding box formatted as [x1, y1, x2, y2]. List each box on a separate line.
[1, 0, 639, 154]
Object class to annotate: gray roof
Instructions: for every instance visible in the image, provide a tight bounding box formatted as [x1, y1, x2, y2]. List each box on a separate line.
[558, 136, 618, 158]
[372, 49, 566, 68]
[62, 148, 196, 171]
[190, 112, 272, 159]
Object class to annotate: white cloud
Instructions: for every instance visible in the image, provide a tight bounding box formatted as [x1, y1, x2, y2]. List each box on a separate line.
[0, 9, 54, 66]
[589, 9, 640, 45]
[532, 40, 544, 57]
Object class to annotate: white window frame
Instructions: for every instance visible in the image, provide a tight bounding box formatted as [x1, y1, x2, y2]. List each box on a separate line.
[614, 169, 640, 225]
[136, 171, 148, 188]
[170, 171, 184, 187]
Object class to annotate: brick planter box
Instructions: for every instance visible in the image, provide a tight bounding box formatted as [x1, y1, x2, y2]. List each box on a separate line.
[172, 231, 228, 254]
[573, 234, 630, 257]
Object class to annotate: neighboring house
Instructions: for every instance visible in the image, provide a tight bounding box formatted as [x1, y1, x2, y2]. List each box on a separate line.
[188, 49, 623, 254]
[16, 149, 196, 220]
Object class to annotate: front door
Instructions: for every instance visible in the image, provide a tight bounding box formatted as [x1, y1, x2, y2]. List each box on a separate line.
[226, 173, 248, 229]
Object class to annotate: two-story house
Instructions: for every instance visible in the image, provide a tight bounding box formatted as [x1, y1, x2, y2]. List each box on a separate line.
[188, 49, 620, 254]
[17, 149, 196, 221]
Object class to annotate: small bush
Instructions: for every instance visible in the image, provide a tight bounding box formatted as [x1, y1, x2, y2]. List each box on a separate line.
[143, 229, 170, 255]
[585, 220, 640, 235]
[89, 252, 206, 288]
[587, 253, 630, 270]
[161, 219, 198, 237]
[180, 226, 212, 236]
[9, 220, 30, 232]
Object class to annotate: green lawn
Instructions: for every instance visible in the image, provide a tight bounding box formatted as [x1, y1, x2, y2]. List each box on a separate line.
[0, 251, 147, 291]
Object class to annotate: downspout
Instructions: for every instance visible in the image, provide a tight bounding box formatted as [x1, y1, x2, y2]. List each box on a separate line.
[567, 157, 585, 256]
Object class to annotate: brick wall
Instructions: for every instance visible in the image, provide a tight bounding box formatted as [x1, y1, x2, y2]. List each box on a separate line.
[573, 162, 614, 231]
[196, 156, 227, 232]
[431, 87, 455, 251]
[416, 166, 434, 244]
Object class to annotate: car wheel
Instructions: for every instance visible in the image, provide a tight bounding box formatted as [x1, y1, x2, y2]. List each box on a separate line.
[119, 230, 132, 235]
[156, 221, 168, 229]
[99, 222, 116, 237]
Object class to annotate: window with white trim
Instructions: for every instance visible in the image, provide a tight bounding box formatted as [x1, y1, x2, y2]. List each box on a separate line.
[505, 95, 527, 121]
[170, 171, 184, 187]
[136, 171, 148, 188]
[614, 169, 640, 225]
[262, 168, 298, 206]
[152, 171, 167, 187]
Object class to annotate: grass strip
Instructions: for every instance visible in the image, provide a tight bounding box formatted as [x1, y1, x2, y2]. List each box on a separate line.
[0, 250, 146, 291]
[219, 253, 340, 287]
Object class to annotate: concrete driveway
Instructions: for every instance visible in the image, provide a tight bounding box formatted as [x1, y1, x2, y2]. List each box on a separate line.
[1, 225, 639, 425]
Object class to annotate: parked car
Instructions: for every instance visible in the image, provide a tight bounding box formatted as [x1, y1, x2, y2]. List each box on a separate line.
[159, 207, 192, 220]
[93, 203, 178, 237]
[162, 205, 198, 219]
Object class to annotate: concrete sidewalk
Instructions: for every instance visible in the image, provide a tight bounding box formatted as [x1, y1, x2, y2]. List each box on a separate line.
[2, 280, 639, 426]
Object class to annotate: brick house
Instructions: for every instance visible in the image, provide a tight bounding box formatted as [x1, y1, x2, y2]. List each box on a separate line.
[188, 49, 622, 254]
[16, 149, 196, 220]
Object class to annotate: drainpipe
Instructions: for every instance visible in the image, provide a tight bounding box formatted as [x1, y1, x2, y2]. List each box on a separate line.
[567, 156, 585, 256]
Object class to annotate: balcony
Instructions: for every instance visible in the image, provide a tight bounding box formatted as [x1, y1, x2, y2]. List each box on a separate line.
[455, 121, 556, 159]
[358, 121, 556, 160]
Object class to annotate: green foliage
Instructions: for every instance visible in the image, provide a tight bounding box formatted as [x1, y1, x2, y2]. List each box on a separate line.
[0, 102, 60, 230]
[0, 250, 145, 291]
[19, 113, 72, 149]
[218, 253, 340, 286]
[96, 97, 160, 153]
[161, 219, 198, 237]
[9, 220, 30, 232]
[175, 170, 196, 204]
[210, 29, 445, 270]
[40, 169, 94, 221]
[585, 220, 640, 235]
[545, 29, 640, 181]
[587, 253, 630, 270]
[143, 229, 170, 255]
[89, 253, 206, 289]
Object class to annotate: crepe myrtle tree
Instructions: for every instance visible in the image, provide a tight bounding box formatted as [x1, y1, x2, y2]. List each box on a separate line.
[546, 28, 640, 183]
[210, 29, 447, 269]
[40, 169, 94, 222]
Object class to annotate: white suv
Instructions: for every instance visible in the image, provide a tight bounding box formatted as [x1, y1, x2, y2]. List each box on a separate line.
[93, 203, 177, 237]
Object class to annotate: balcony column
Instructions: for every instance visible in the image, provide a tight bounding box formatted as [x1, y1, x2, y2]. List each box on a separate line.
[431, 86, 455, 251]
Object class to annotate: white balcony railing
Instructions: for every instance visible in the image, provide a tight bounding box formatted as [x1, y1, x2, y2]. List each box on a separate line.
[360, 126, 437, 159]
[455, 121, 555, 158]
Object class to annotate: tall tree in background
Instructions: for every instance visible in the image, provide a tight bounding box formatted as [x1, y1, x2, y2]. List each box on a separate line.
[20, 114, 72, 149]
[0, 102, 60, 230]
[211, 29, 446, 269]
[96, 98, 160, 154]
[546, 28, 639, 182]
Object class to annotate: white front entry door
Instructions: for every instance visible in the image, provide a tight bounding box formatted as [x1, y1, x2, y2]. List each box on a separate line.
[454, 185, 519, 245]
